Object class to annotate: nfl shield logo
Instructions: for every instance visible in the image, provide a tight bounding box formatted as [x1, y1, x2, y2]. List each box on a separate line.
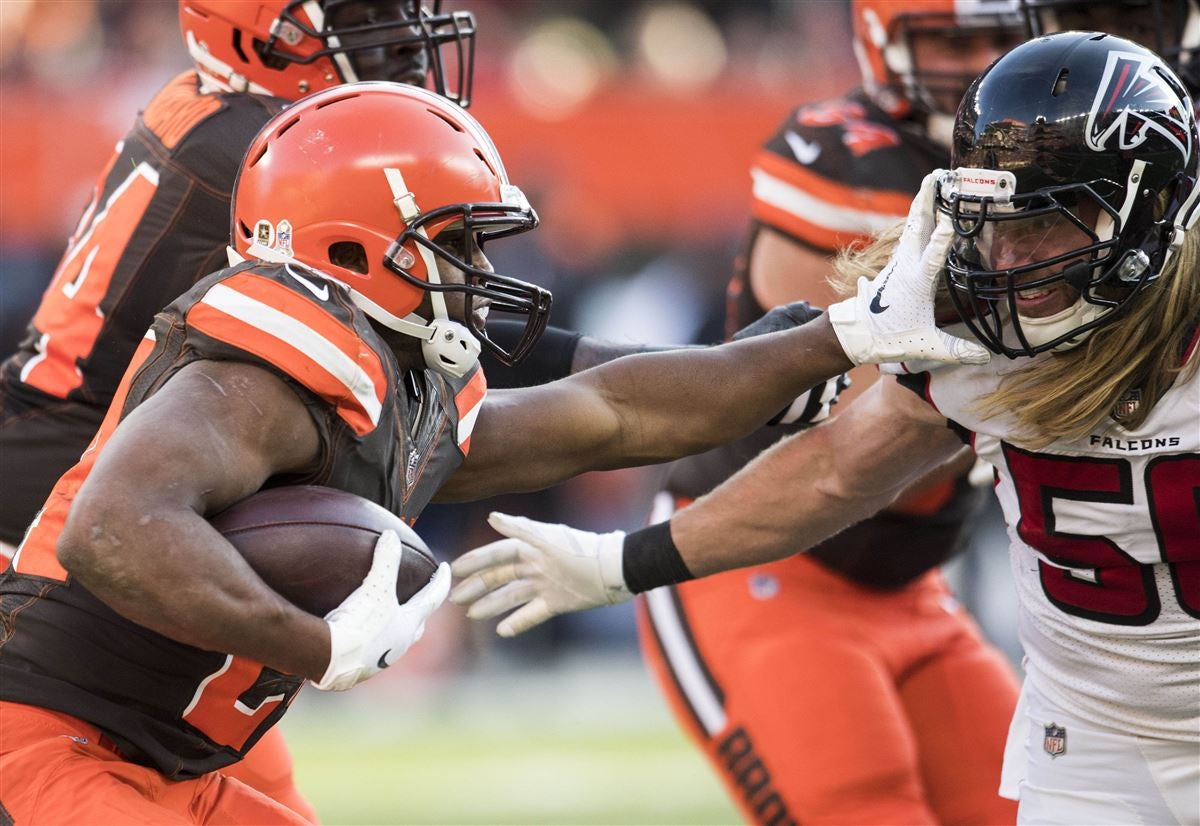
[1043, 723, 1067, 758]
[1112, 388, 1141, 419]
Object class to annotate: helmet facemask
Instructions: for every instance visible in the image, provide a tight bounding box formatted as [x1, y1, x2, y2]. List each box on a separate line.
[384, 194, 550, 371]
[939, 168, 1171, 357]
[264, 0, 476, 104]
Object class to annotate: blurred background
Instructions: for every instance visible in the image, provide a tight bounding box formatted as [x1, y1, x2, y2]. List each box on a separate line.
[0, 1, 1019, 822]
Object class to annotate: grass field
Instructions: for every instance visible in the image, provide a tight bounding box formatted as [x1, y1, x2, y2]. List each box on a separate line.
[282, 655, 742, 825]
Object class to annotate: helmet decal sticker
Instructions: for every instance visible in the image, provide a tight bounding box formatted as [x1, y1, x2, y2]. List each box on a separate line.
[255, 219, 275, 248]
[1086, 50, 1195, 161]
[275, 220, 293, 257]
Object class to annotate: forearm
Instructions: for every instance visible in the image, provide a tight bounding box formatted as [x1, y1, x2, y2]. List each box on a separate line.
[571, 337, 688, 373]
[60, 498, 331, 681]
[666, 425, 894, 578]
[441, 316, 851, 502]
[482, 318, 688, 387]
[627, 380, 963, 584]
[591, 315, 852, 464]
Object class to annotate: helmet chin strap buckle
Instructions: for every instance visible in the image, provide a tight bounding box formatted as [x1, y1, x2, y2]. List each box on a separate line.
[421, 319, 481, 379]
[343, 291, 483, 379]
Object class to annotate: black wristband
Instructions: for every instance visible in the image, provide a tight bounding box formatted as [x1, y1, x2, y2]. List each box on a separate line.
[622, 521, 695, 594]
[480, 320, 582, 389]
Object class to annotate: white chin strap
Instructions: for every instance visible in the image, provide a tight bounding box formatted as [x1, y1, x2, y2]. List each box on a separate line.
[347, 291, 481, 379]
[1017, 299, 1108, 352]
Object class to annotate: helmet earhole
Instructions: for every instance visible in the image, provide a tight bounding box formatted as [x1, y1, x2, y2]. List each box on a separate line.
[328, 242, 369, 274]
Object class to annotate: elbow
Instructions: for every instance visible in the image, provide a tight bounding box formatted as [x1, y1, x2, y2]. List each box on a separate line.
[56, 493, 126, 585]
[56, 500, 104, 578]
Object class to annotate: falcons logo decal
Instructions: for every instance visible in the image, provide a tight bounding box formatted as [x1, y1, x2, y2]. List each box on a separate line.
[1085, 51, 1194, 161]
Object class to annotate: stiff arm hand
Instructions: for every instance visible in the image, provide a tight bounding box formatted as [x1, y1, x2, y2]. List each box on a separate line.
[315, 530, 451, 690]
[827, 170, 990, 367]
[450, 513, 630, 637]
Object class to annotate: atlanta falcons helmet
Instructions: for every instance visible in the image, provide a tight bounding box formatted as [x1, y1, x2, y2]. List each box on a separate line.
[231, 83, 549, 376]
[938, 32, 1199, 357]
[179, 0, 476, 104]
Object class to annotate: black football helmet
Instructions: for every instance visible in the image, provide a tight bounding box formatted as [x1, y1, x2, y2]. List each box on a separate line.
[938, 32, 1199, 357]
[1019, 0, 1200, 95]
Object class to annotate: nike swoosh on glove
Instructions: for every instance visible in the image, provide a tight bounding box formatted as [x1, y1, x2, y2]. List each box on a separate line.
[315, 530, 450, 692]
[826, 170, 991, 367]
[449, 512, 630, 638]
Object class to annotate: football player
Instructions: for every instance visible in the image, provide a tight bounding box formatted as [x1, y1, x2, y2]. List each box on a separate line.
[434, 6, 1022, 820]
[0, 81, 982, 824]
[0, 0, 478, 556]
[647, 1, 1029, 821]
[0, 0, 477, 818]
[452, 33, 1200, 826]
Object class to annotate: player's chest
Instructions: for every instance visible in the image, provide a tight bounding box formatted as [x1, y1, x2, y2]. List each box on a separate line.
[389, 372, 464, 516]
[974, 374, 1198, 573]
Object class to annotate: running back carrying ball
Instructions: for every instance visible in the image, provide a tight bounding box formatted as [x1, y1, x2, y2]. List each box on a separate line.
[211, 486, 438, 617]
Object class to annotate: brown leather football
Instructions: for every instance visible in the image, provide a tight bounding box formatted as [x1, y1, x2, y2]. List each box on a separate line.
[210, 486, 437, 617]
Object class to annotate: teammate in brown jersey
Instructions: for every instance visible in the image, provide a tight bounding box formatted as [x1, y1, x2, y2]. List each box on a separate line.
[0, 78, 988, 824]
[0, 0, 478, 819]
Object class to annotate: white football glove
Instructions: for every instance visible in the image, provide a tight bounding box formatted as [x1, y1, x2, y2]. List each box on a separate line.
[827, 170, 990, 367]
[449, 512, 630, 638]
[314, 530, 450, 692]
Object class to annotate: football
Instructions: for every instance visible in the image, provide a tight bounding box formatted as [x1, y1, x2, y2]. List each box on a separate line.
[210, 485, 438, 617]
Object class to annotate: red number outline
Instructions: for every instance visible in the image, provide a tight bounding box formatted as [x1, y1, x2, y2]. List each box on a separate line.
[1003, 444, 1200, 625]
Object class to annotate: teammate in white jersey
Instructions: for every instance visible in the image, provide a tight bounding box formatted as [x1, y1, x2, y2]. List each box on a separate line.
[451, 31, 1200, 825]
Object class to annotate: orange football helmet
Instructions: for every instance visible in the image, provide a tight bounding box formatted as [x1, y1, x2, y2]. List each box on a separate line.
[231, 82, 548, 376]
[179, 0, 476, 104]
[851, 0, 1027, 120]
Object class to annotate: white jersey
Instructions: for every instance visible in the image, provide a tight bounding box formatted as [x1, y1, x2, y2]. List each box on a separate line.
[899, 339, 1200, 742]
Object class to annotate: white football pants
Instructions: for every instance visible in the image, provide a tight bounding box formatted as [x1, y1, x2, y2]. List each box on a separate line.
[1001, 678, 1200, 825]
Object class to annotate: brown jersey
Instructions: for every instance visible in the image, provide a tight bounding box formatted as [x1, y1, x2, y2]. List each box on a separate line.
[667, 91, 981, 588]
[0, 72, 285, 545]
[0, 262, 485, 778]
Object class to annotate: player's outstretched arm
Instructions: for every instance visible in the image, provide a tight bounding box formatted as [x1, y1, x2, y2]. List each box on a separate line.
[57, 360, 333, 681]
[450, 377, 963, 636]
[437, 312, 853, 501]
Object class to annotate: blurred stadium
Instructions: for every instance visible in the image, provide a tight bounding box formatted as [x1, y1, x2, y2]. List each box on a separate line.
[0, 1, 1019, 822]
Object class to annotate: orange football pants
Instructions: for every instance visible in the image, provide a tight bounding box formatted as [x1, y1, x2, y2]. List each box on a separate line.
[0, 702, 312, 825]
[225, 726, 318, 823]
[638, 556, 1020, 826]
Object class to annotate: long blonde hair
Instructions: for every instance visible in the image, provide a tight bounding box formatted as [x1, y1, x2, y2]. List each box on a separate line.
[831, 226, 1200, 448]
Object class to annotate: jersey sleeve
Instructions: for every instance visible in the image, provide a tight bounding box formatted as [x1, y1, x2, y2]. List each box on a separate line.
[176, 266, 391, 438]
[894, 371, 973, 446]
[749, 98, 924, 252]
